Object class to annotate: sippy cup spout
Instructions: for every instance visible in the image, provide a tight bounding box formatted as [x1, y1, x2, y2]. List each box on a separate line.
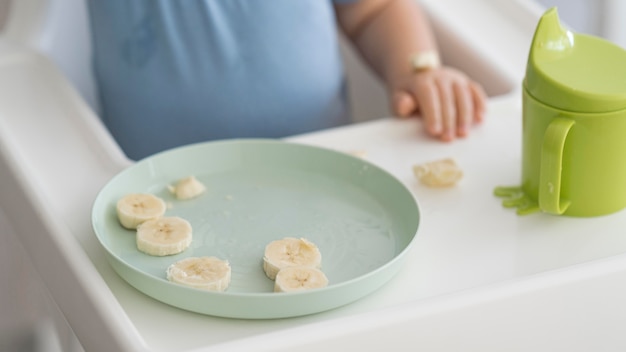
[531, 7, 573, 55]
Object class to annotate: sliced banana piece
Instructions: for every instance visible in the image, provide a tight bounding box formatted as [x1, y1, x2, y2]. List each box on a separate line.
[166, 256, 231, 291]
[413, 158, 463, 187]
[274, 266, 329, 293]
[116, 193, 167, 229]
[168, 176, 206, 200]
[263, 237, 322, 280]
[136, 216, 192, 256]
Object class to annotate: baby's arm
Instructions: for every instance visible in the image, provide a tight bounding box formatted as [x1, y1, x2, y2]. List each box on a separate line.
[334, 0, 487, 141]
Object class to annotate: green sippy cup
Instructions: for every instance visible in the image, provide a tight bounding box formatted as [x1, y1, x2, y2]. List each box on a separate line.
[495, 7, 626, 217]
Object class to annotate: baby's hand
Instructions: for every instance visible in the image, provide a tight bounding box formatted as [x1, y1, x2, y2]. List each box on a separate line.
[391, 67, 487, 142]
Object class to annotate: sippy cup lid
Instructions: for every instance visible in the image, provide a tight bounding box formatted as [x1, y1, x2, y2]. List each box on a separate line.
[525, 7, 626, 113]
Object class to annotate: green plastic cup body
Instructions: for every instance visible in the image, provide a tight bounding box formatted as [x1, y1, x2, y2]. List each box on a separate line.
[522, 87, 626, 217]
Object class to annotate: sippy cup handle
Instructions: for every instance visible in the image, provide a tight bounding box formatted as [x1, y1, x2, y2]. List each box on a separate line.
[539, 117, 574, 214]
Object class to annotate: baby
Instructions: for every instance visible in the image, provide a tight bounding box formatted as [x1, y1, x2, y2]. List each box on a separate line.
[88, 0, 486, 160]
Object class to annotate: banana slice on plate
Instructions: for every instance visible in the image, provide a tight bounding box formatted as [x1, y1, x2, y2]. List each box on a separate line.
[116, 193, 167, 229]
[168, 176, 206, 200]
[263, 237, 322, 280]
[136, 216, 192, 256]
[274, 266, 329, 293]
[166, 256, 231, 291]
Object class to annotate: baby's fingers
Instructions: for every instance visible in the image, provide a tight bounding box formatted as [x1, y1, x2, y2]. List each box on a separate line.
[418, 81, 443, 136]
[392, 90, 417, 118]
[437, 79, 457, 142]
[453, 80, 473, 137]
[469, 81, 487, 123]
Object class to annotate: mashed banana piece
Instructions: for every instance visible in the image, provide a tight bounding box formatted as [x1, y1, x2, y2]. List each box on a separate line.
[413, 158, 463, 187]
[167, 176, 206, 200]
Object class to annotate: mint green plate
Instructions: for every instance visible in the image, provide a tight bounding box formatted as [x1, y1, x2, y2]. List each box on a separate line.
[92, 139, 420, 319]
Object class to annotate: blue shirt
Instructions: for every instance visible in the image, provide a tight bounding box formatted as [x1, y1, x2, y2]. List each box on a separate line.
[88, 0, 352, 160]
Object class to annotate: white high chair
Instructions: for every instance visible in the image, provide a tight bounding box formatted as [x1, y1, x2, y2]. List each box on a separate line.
[3, 0, 99, 111]
[0, 1, 547, 351]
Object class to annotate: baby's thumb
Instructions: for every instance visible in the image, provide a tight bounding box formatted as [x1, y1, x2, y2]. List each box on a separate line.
[392, 90, 417, 118]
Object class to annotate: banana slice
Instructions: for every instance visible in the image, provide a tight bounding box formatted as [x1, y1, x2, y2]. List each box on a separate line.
[136, 216, 192, 256]
[166, 256, 231, 291]
[167, 176, 206, 200]
[274, 266, 329, 293]
[116, 193, 167, 229]
[413, 158, 463, 187]
[263, 237, 322, 280]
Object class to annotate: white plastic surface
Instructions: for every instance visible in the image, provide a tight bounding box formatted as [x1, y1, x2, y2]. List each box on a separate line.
[4, 1, 626, 351]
